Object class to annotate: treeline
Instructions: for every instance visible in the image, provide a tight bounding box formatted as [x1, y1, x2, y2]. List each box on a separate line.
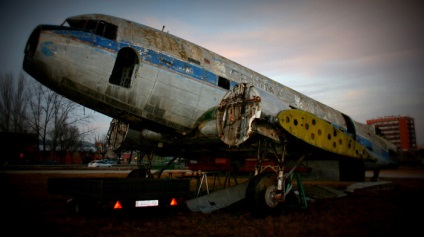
[0, 72, 106, 164]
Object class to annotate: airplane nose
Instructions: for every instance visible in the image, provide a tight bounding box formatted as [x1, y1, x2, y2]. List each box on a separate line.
[23, 25, 42, 74]
[23, 25, 64, 89]
[24, 26, 42, 61]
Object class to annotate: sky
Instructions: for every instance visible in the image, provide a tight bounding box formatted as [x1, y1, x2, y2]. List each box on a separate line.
[1, 0, 423, 145]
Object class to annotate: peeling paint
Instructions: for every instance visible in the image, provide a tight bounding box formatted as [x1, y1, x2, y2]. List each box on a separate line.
[40, 41, 55, 56]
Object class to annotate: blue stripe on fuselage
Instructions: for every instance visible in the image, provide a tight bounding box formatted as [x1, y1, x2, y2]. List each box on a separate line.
[331, 122, 391, 160]
[52, 29, 221, 87]
[357, 135, 390, 160]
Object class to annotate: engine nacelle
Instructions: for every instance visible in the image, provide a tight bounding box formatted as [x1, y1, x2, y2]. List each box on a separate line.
[217, 83, 291, 147]
[107, 119, 165, 151]
[216, 83, 262, 146]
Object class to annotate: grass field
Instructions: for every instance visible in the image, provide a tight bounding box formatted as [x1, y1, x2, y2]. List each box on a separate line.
[1, 168, 424, 237]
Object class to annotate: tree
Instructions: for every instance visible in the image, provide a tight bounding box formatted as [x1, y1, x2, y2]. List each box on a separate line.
[26, 79, 96, 162]
[0, 72, 100, 163]
[0, 73, 29, 133]
[94, 133, 109, 157]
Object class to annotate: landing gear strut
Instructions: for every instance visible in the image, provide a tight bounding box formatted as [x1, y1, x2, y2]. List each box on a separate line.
[246, 138, 307, 216]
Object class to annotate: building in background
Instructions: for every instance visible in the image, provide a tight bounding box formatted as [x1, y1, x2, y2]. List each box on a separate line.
[366, 116, 417, 153]
[0, 132, 38, 165]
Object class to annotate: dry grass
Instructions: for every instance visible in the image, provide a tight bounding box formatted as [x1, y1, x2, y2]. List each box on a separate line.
[1, 169, 423, 237]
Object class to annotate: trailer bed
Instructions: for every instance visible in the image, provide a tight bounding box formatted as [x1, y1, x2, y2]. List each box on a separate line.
[48, 177, 191, 213]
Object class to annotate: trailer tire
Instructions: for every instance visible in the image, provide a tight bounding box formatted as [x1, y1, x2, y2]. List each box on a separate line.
[66, 198, 92, 214]
[66, 198, 81, 214]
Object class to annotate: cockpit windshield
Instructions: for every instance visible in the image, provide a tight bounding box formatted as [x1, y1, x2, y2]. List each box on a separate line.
[62, 19, 117, 40]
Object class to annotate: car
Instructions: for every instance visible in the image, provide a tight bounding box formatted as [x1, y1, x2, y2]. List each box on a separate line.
[104, 159, 118, 165]
[88, 160, 112, 168]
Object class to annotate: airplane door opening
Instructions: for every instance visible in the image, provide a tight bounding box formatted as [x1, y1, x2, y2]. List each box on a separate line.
[109, 47, 139, 88]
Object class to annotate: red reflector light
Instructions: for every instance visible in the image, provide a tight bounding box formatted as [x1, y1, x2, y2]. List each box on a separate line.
[114, 201, 122, 209]
[170, 198, 178, 206]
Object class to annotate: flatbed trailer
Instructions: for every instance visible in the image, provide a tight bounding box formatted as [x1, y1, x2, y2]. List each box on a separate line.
[48, 177, 191, 213]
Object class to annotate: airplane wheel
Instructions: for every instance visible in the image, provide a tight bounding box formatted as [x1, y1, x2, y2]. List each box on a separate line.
[246, 172, 283, 217]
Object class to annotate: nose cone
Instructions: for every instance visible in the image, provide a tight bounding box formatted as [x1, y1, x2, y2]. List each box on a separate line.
[23, 25, 62, 90]
[23, 26, 42, 76]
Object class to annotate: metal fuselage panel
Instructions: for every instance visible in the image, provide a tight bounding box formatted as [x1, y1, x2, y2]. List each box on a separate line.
[25, 26, 229, 134]
[24, 19, 291, 135]
[23, 14, 397, 165]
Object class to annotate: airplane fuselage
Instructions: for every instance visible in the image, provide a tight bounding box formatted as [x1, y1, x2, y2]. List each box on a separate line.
[23, 14, 398, 170]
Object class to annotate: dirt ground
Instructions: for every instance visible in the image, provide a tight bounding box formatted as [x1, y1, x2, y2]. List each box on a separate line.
[1, 167, 424, 237]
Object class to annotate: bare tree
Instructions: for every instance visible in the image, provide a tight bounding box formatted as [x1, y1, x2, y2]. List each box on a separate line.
[61, 126, 82, 152]
[0, 73, 29, 133]
[56, 125, 82, 164]
[27, 82, 45, 152]
[26, 78, 95, 162]
[0, 72, 98, 163]
[94, 133, 109, 157]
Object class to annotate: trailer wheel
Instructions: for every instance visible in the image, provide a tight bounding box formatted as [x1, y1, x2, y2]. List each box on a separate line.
[66, 198, 92, 214]
[66, 198, 81, 214]
[246, 172, 283, 217]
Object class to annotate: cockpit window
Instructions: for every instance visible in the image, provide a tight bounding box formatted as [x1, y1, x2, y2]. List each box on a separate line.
[64, 19, 117, 40]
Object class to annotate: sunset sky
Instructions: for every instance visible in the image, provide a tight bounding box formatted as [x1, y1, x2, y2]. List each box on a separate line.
[1, 0, 423, 145]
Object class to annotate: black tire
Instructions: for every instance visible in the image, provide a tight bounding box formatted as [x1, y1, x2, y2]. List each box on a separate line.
[66, 198, 97, 215]
[66, 198, 85, 214]
[127, 167, 149, 178]
[246, 172, 284, 217]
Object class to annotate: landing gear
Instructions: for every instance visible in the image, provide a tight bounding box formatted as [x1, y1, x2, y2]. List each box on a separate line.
[246, 138, 308, 217]
[246, 172, 283, 217]
[371, 169, 380, 182]
[127, 150, 154, 179]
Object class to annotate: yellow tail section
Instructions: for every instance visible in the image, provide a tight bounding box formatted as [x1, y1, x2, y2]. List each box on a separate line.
[277, 110, 376, 161]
